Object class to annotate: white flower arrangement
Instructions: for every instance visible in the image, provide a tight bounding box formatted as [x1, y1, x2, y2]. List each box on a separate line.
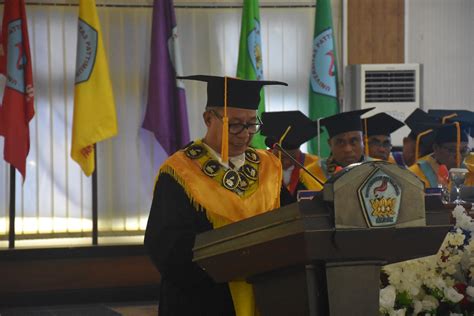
[380, 205, 474, 315]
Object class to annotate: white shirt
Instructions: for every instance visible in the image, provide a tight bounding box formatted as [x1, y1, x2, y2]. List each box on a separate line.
[282, 165, 295, 186]
[202, 142, 246, 171]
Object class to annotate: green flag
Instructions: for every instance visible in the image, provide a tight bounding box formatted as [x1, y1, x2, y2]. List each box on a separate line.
[308, 0, 340, 157]
[237, 0, 266, 149]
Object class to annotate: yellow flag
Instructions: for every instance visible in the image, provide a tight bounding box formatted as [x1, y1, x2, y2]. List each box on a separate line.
[71, 0, 117, 176]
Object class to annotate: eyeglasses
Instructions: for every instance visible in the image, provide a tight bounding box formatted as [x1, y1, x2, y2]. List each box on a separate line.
[210, 110, 263, 135]
[440, 145, 471, 156]
[368, 139, 392, 149]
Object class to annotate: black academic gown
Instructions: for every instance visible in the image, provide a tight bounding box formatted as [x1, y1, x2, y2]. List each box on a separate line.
[144, 173, 235, 316]
[145, 173, 294, 316]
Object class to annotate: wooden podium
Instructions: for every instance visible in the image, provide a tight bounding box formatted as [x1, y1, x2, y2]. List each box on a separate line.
[193, 162, 452, 315]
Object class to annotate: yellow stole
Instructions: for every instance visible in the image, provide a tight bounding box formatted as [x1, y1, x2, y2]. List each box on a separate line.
[464, 154, 474, 186]
[299, 160, 326, 191]
[303, 153, 319, 166]
[159, 141, 282, 316]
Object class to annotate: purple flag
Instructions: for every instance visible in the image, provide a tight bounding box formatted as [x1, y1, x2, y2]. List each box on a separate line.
[142, 0, 190, 155]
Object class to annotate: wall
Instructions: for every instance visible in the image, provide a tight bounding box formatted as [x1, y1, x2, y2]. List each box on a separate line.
[347, 0, 404, 65]
[406, 0, 474, 110]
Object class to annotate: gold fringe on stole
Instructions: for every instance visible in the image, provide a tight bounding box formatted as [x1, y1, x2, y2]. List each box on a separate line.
[160, 150, 281, 222]
[206, 211, 232, 228]
[159, 166, 207, 214]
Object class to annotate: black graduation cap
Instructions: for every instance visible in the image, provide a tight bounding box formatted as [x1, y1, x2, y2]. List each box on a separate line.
[402, 109, 439, 158]
[261, 111, 319, 150]
[178, 75, 288, 110]
[428, 109, 473, 122]
[363, 113, 404, 137]
[404, 109, 438, 140]
[320, 108, 375, 138]
[428, 109, 474, 137]
[433, 122, 469, 144]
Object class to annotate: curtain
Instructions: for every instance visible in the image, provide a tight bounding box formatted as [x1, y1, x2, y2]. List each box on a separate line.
[0, 4, 316, 247]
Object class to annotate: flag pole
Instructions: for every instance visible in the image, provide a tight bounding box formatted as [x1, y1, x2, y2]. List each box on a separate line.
[92, 144, 98, 245]
[8, 165, 16, 249]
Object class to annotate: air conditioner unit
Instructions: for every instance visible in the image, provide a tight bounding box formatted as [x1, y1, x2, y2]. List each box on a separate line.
[344, 63, 422, 146]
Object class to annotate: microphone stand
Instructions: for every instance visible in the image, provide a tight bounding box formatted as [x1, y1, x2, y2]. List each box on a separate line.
[273, 143, 325, 187]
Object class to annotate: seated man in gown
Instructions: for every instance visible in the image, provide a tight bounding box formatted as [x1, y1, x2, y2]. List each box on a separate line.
[391, 108, 438, 168]
[362, 112, 404, 163]
[303, 108, 375, 186]
[261, 110, 322, 197]
[409, 122, 470, 189]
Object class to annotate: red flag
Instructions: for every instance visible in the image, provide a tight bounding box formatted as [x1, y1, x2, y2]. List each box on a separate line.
[0, 0, 35, 180]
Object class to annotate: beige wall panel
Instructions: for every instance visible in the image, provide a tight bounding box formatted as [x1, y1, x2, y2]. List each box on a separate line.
[348, 0, 404, 65]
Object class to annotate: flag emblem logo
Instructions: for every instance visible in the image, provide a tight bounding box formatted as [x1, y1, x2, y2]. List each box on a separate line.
[6, 19, 26, 93]
[247, 19, 263, 80]
[75, 19, 98, 84]
[310, 28, 336, 98]
[358, 168, 401, 227]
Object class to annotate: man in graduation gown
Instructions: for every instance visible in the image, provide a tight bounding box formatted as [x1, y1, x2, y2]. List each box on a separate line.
[392, 109, 437, 167]
[427, 109, 474, 186]
[144, 75, 287, 316]
[409, 123, 470, 188]
[303, 108, 375, 186]
[362, 112, 404, 163]
[260, 110, 322, 197]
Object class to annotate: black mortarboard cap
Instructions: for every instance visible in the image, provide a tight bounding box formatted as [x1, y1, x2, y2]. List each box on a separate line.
[364, 113, 405, 137]
[261, 111, 319, 150]
[320, 108, 375, 138]
[433, 122, 469, 144]
[404, 109, 438, 140]
[428, 109, 473, 122]
[428, 109, 474, 137]
[178, 75, 288, 110]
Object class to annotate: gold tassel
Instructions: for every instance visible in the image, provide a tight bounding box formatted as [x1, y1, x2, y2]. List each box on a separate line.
[277, 126, 292, 161]
[160, 165, 232, 227]
[221, 77, 229, 163]
[364, 118, 369, 157]
[454, 122, 461, 168]
[441, 113, 457, 124]
[415, 129, 433, 162]
[159, 166, 206, 213]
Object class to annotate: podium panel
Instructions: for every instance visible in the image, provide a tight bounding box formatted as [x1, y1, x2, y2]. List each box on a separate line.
[194, 199, 450, 315]
[193, 162, 452, 315]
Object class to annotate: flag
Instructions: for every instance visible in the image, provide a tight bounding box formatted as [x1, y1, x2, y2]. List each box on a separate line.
[0, 0, 35, 181]
[71, 0, 117, 176]
[308, 0, 340, 157]
[236, 0, 266, 149]
[142, 0, 190, 155]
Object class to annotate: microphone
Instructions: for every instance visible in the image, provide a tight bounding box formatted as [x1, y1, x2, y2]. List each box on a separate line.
[272, 143, 325, 187]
